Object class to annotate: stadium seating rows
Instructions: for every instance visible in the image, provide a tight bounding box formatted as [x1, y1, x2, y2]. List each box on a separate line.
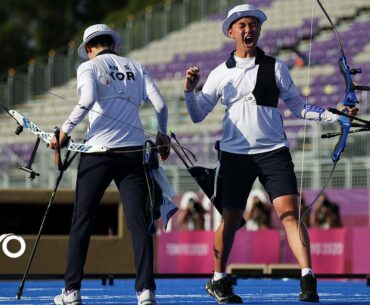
[0, 0, 369, 188]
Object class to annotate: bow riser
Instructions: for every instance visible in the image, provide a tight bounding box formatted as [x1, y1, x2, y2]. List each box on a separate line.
[338, 57, 358, 108]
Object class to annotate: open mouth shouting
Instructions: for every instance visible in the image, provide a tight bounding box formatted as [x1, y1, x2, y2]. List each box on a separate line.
[244, 35, 255, 46]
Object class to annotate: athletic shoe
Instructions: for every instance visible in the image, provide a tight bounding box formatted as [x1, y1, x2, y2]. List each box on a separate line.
[205, 277, 243, 304]
[137, 289, 157, 305]
[54, 289, 82, 305]
[299, 274, 319, 302]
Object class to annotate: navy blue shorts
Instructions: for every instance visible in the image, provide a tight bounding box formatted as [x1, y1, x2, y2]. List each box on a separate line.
[218, 146, 298, 210]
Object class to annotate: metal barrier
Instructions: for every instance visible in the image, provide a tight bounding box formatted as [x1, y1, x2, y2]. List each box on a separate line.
[2, 126, 369, 191]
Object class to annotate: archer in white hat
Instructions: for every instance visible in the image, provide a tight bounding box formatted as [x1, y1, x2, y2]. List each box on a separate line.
[52, 23, 171, 305]
[221, 3, 267, 59]
[183, 3, 357, 304]
[78, 24, 122, 59]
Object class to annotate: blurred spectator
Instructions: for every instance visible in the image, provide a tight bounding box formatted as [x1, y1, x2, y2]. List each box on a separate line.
[245, 195, 271, 231]
[311, 193, 342, 229]
[292, 48, 309, 68]
[178, 192, 207, 230]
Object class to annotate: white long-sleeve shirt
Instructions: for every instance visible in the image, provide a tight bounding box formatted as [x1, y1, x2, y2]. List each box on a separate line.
[62, 51, 168, 148]
[184, 54, 337, 154]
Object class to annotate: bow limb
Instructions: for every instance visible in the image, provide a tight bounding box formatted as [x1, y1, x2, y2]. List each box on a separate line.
[8, 108, 55, 143]
[331, 114, 351, 162]
[1, 101, 107, 153]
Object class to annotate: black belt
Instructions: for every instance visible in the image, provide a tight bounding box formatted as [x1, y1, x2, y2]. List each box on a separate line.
[108, 145, 143, 152]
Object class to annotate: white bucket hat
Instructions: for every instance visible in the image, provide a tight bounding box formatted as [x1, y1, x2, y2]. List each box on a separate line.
[78, 24, 122, 59]
[222, 4, 267, 37]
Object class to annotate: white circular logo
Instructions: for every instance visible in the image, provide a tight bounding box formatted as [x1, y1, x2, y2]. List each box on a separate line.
[0, 234, 26, 258]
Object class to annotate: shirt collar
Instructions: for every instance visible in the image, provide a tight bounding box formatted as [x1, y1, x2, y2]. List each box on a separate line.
[96, 49, 117, 57]
[225, 47, 264, 68]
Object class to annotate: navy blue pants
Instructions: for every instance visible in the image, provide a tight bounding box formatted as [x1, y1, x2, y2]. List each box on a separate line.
[64, 149, 155, 292]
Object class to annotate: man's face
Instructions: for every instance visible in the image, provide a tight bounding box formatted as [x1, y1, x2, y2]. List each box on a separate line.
[228, 16, 261, 53]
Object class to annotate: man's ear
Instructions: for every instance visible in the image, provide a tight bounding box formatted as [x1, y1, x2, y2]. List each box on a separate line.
[85, 45, 92, 55]
[228, 27, 234, 38]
